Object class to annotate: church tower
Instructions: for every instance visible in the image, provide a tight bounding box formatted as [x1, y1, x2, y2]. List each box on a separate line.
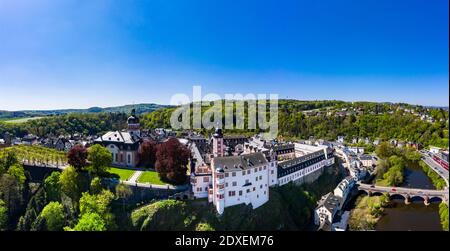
[127, 109, 141, 137]
[212, 126, 224, 157]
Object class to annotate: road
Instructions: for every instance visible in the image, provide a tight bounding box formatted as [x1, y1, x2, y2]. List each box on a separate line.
[420, 151, 449, 187]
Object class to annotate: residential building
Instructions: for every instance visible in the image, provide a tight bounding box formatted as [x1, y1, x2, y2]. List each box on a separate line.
[314, 192, 341, 231]
[333, 176, 356, 209]
[359, 154, 374, 167]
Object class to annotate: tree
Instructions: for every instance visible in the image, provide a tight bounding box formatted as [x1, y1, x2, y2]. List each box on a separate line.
[6, 163, 26, 185]
[69, 212, 106, 231]
[0, 174, 23, 219]
[58, 166, 80, 205]
[90, 177, 103, 195]
[44, 172, 61, 202]
[30, 215, 46, 231]
[0, 199, 7, 231]
[79, 190, 115, 230]
[40, 201, 65, 231]
[116, 183, 132, 211]
[67, 144, 88, 171]
[155, 138, 190, 184]
[0, 151, 19, 174]
[375, 142, 394, 158]
[138, 140, 158, 168]
[87, 145, 112, 176]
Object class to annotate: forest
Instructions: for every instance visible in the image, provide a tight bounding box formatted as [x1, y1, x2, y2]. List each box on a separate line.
[1, 100, 448, 149]
[141, 100, 449, 148]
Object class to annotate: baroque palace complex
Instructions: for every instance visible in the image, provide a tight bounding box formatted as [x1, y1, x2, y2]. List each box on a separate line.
[189, 128, 335, 214]
[65, 109, 336, 215]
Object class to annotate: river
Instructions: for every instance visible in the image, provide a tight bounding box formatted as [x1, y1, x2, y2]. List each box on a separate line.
[345, 163, 443, 231]
[374, 165, 442, 231]
[356, 165, 442, 231]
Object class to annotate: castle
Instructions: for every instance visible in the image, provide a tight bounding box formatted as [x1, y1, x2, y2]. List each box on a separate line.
[190, 127, 335, 214]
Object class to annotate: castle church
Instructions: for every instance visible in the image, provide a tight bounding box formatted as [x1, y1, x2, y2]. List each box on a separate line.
[94, 109, 141, 167]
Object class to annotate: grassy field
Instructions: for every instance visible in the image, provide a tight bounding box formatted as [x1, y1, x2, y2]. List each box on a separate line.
[108, 167, 135, 181]
[137, 170, 168, 185]
[1, 117, 44, 123]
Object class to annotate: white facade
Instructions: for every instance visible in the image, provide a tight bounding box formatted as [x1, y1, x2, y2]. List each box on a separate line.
[190, 135, 336, 215]
[192, 173, 211, 199]
[348, 147, 364, 155]
[314, 193, 340, 227]
[210, 153, 270, 214]
[278, 157, 334, 186]
[333, 176, 355, 209]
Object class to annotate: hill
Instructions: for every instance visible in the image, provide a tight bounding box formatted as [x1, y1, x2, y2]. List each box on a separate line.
[0, 103, 171, 120]
[141, 99, 449, 148]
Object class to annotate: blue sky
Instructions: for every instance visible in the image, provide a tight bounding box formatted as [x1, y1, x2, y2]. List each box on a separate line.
[0, 0, 448, 110]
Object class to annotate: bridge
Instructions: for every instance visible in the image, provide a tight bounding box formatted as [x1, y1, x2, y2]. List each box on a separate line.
[357, 182, 449, 205]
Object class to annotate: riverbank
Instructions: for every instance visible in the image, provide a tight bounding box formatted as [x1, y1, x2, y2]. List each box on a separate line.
[419, 160, 447, 190]
[348, 194, 388, 230]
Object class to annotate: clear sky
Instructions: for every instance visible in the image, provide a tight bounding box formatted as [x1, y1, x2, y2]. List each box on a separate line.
[0, 0, 448, 110]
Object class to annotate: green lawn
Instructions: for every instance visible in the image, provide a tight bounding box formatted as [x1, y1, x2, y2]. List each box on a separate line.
[108, 167, 135, 181]
[2, 117, 44, 123]
[137, 171, 168, 185]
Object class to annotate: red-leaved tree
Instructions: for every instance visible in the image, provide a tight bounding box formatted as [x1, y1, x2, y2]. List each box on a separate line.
[138, 140, 158, 168]
[67, 144, 88, 171]
[155, 138, 190, 184]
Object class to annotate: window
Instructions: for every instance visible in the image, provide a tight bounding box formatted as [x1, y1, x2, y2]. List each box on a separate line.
[225, 173, 229, 177]
[245, 179, 249, 184]
[259, 175, 262, 180]
[271, 170, 274, 174]
[246, 189, 250, 193]
[260, 185, 263, 189]
[239, 190, 242, 196]
[253, 187, 256, 191]
[203, 177, 209, 182]
[254, 168, 257, 173]
[232, 172, 236, 177]
[127, 154, 131, 164]
[228, 191, 235, 197]
[259, 167, 262, 171]
[232, 181, 237, 186]
[225, 182, 228, 187]
[242, 171, 245, 176]
[255, 176, 258, 181]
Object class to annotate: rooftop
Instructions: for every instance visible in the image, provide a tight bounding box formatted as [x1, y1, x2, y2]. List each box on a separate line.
[213, 152, 268, 172]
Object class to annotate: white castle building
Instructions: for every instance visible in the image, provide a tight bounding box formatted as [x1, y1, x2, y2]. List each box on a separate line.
[190, 127, 335, 214]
